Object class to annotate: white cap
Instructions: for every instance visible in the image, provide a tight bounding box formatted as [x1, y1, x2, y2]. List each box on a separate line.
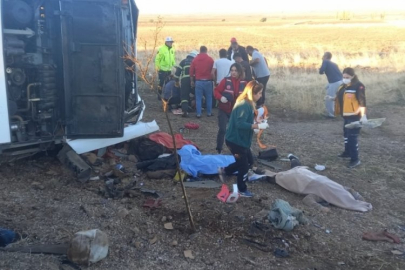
[165, 36, 174, 42]
[188, 50, 198, 58]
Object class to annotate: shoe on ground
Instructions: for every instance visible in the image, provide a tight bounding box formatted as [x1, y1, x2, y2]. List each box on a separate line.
[348, 160, 361, 168]
[287, 153, 299, 160]
[207, 113, 214, 117]
[239, 190, 254, 198]
[217, 167, 226, 183]
[182, 112, 189, 118]
[196, 114, 201, 118]
[216, 148, 222, 154]
[338, 152, 351, 158]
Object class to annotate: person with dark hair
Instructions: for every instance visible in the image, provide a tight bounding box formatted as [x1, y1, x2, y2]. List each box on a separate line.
[174, 50, 198, 117]
[162, 75, 181, 108]
[246, 46, 270, 107]
[212, 49, 233, 86]
[319, 52, 343, 118]
[233, 52, 253, 81]
[227, 37, 249, 62]
[155, 37, 176, 99]
[190, 46, 215, 117]
[218, 81, 269, 197]
[214, 63, 247, 154]
[335, 67, 367, 168]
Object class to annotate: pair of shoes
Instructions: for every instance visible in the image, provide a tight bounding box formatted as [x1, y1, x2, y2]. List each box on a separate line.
[207, 113, 214, 117]
[182, 112, 189, 118]
[338, 152, 350, 158]
[196, 114, 201, 118]
[217, 167, 226, 183]
[239, 190, 254, 198]
[348, 159, 361, 168]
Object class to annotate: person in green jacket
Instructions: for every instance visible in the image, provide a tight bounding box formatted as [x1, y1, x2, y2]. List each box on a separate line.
[218, 81, 269, 197]
[155, 37, 176, 98]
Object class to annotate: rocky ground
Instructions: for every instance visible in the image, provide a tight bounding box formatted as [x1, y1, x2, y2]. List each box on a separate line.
[0, 88, 404, 270]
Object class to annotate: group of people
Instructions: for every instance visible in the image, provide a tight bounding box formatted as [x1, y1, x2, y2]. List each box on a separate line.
[155, 37, 367, 198]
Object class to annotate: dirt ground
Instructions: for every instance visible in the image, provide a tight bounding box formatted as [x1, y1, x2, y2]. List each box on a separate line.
[1, 88, 404, 270]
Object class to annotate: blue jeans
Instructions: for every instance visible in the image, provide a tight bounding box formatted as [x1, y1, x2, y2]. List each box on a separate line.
[195, 80, 213, 115]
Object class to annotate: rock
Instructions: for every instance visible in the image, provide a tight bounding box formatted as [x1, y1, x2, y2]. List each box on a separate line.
[161, 216, 167, 222]
[134, 241, 142, 249]
[171, 240, 178, 246]
[128, 155, 137, 163]
[147, 229, 153, 235]
[184, 250, 195, 259]
[164, 223, 174, 230]
[149, 236, 158, 244]
[117, 208, 129, 219]
[31, 182, 45, 190]
[67, 229, 109, 266]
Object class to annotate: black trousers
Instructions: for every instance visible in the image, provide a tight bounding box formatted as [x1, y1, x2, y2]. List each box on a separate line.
[225, 140, 253, 192]
[216, 110, 230, 152]
[256, 75, 270, 107]
[343, 117, 361, 162]
[180, 77, 192, 112]
[158, 71, 171, 93]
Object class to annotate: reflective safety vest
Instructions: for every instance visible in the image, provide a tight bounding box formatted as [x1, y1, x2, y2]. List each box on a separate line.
[335, 83, 364, 117]
[155, 45, 176, 72]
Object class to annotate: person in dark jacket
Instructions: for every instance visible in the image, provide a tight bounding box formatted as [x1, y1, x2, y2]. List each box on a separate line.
[174, 50, 198, 117]
[334, 67, 367, 168]
[214, 63, 247, 154]
[218, 81, 269, 198]
[319, 52, 343, 118]
[227, 37, 249, 62]
[233, 52, 253, 81]
[163, 75, 180, 108]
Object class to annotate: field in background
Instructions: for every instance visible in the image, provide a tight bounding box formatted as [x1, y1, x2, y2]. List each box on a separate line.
[137, 14, 405, 117]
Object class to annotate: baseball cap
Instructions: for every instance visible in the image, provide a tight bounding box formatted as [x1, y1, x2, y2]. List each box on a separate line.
[230, 37, 237, 43]
[165, 36, 174, 42]
[188, 50, 198, 58]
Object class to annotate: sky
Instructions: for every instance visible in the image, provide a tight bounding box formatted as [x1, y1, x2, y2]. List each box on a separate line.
[135, 0, 405, 15]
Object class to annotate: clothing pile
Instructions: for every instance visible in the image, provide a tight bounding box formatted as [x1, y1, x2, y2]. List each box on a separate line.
[268, 199, 308, 231]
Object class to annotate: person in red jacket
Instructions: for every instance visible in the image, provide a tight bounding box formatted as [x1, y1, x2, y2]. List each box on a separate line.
[214, 63, 247, 153]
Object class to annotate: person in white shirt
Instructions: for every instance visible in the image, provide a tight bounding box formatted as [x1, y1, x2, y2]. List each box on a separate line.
[212, 49, 233, 86]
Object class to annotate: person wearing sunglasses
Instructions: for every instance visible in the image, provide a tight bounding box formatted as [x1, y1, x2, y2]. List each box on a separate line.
[218, 81, 269, 197]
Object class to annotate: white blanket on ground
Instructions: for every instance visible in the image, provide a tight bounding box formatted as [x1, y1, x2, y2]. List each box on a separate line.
[269, 166, 372, 212]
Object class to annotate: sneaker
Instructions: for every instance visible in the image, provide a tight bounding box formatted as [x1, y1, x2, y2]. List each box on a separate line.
[239, 190, 254, 198]
[287, 154, 299, 160]
[207, 113, 214, 117]
[196, 114, 201, 118]
[338, 152, 350, 158]
[348, 160, 361, 168]
[217, 167, 226, 183]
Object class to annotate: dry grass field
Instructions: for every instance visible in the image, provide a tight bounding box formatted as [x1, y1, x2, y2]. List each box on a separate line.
[138, 14, 405, 116]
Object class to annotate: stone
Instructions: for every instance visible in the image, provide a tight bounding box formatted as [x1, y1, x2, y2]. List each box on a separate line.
[171, 240, 178, 246]
[164, 223, 174, 230]
[117, 208, 129, 219]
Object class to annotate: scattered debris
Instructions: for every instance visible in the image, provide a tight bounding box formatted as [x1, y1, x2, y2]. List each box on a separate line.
[0, 244, 68, 254]
[89, 176, 100, 181]
[184, 180, 222, 189]
[67, 229, 109, 266]
[391, 250, 404, 255]
[143, 198, 162, 209]
[140, 188, 162, 198]
[326, 230, 331, 234]
[184, 250, 195, 259]
[164, 223, 174, 230]
[274, 248, 289, 258]
[268, 199, 308, 231]
[161, 216, 167, 222]
[171, 240, 178, 247]
[257, 159, 283, 171]
[314, 164, 326, 171]
[337, 261, 345, 265]
[362, 230, 401, 244]
[0, 228, 18, 247]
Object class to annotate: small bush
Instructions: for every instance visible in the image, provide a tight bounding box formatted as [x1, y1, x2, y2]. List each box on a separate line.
[222, 19, 225, 22]
[149, 19, 154, 23]
[260, 17, 267, 22]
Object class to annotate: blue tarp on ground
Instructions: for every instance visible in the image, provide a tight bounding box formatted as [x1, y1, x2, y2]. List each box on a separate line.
[178, 145, 235, 177]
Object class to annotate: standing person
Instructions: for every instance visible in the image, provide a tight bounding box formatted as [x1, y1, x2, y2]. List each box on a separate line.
[190, 46, 214, 118]
[218, 81, 269, 197]
[233, 52, 253, 81]
[212, 49, 232, 86]
[155, 37, 176, 98]
[214, 63, 247, 154]
[227, 38, 249, 62]
[319, 52, 343, 118]
[174, 50, 198, 117]
[335, 67, 367, 168]
[246, 46, 270, 107]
